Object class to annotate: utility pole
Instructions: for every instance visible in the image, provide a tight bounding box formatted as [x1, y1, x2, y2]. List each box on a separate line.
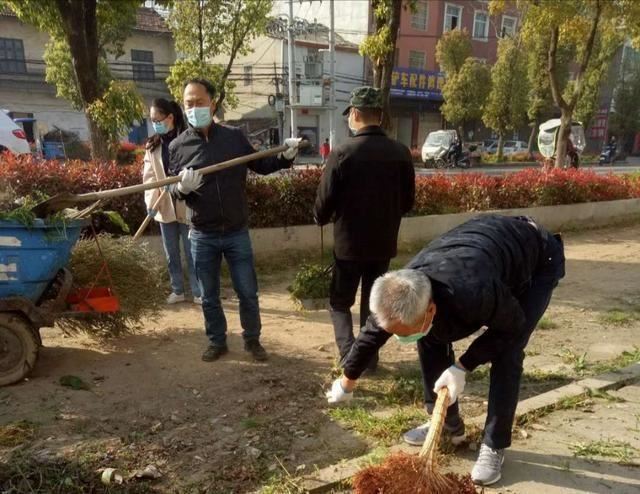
[329, 0, 336, 150]
[287, 0, 297, 138]
[273, 61, 284, 145]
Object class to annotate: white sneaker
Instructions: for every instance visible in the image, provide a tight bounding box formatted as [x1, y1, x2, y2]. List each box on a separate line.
[403, 418, 466, 446]
[166, 293, 185, 304]
[193, 296, 202, 305]
[471, 443, 505, 486]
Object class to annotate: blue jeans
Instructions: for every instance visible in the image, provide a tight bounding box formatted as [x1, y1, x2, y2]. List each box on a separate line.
[190, 228, 261, 346]
[159, 222, 200, 298]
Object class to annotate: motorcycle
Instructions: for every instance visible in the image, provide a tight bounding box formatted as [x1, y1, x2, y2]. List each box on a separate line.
[433, 143, 473, 169]
[599, 143, 617, 165]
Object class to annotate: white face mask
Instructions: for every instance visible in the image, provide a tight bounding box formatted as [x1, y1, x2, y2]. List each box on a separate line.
[348, 113, 357, 134]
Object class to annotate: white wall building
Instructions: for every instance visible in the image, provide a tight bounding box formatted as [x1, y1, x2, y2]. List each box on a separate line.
[0, 7, 174, 146]
[212, 19, 366, 157]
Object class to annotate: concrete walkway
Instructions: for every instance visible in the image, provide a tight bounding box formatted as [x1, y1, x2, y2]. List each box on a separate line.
[447, 383, 640, 494]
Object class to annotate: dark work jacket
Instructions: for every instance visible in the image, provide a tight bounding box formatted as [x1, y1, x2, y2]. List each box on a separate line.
[168, 124, 292, 233]
[313, 126, 415, 261]
[343, 215, 565, 379]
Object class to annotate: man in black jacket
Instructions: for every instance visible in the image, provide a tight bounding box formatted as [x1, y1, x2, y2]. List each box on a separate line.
[314, 86, 415, 372]
[170, 78, 299, 362]
[325, 215, 565, 486]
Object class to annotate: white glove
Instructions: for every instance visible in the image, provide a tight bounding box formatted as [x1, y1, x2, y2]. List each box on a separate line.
[434, 365, 466, 404]
[326, 378, 353, 404]
[177, 167, 203, 194]
[280, 137, 301, 160]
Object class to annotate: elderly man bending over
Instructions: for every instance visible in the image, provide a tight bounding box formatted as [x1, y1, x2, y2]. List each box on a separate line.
[325, 214, 565, 486]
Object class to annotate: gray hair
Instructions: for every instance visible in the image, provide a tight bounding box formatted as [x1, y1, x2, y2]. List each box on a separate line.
[370, 269, 432, 328]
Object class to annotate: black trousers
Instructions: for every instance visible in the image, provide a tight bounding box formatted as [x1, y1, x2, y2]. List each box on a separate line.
[418, 233, 565, 449]
[330, 257, 390, 367]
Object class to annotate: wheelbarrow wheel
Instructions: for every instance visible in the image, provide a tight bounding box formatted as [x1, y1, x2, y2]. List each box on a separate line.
[0, 313, 39, 386]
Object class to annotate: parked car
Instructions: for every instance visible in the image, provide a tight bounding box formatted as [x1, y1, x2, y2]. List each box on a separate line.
[0, 111, 30, 155]
[485, 140, 528, 156]
[421, 130, 458, 163]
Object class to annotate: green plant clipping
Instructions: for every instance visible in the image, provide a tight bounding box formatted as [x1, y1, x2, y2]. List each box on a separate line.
[288, 263, 331, 300]
[59, 375, 90, 391]
[57, 234, 167, 338]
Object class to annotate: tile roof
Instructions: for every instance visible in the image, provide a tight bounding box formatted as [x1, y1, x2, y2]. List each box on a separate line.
[135, 7, 170, 34]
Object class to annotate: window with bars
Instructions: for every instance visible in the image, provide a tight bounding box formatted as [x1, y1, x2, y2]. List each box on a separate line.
[411, 1, 428, 30]
[444, 4, 462, 32]
[243, 66, 253, 86]
[473, 11, 489, 40]
[408, 50, 426, 70]
[131, 49, 155, 81]
[0, 38, 26, 73]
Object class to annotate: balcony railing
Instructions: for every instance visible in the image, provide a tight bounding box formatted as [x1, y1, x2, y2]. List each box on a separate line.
[0, 58, 172, 85]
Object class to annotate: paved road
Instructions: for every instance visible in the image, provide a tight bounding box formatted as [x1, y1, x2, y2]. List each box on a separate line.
[414, 162, 640, 176]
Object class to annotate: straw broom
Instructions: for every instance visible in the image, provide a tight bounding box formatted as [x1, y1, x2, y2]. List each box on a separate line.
[352, 387, 478, 494]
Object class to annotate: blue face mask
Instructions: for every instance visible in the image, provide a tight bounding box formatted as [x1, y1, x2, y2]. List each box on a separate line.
[186, 106, 212, 128]
[152, 121, 169, 135]
[394, 323, 432, 345]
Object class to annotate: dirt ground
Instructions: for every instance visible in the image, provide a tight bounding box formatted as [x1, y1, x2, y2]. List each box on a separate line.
[2, 222, 640, 493]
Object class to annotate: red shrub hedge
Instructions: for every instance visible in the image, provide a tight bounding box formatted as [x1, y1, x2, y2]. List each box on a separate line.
[1, 153, 639, 230]
[0, 152, 146, 227]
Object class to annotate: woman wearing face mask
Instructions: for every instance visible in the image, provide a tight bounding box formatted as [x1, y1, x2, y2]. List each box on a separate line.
[142, 98, 202, 305]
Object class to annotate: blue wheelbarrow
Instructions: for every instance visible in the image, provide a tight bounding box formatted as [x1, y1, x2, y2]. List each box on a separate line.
[0, 219, 117, 386]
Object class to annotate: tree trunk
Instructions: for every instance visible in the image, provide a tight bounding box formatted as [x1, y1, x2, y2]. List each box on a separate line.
[55, 0, 110, 159]
[555, 112, 572, 168]
[378, 0, 402, 131]
[527, 120, 537, 159]
[87, 113, 110, 160]
[497, 133, 504, 161]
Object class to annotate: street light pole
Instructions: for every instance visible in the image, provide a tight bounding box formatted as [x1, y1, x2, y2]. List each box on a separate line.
[329, 0, 336, 150]
[287, 0, 297, 138]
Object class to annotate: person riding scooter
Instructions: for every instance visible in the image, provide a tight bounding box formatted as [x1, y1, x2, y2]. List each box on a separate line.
[599, 136, 617, 166]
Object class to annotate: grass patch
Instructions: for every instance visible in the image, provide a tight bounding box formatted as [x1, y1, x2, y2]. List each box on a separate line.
[537, 317, 558, 330]
[328, 406, 424, 445]
[570, 439, 638, 464]
[598, 309, 639, 326]
[241, 417, 262, 429]
[589, 347, 640, 374]
[467, 365, 490, 383]
[0, 420, 36, 447]
[558, 348, 589, 374]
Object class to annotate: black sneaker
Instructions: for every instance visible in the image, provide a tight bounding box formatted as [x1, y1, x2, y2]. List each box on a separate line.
[202, 345, 228, 362]
[244, 340, 268, 361]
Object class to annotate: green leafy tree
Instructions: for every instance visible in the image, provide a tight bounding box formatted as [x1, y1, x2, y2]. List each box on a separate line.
[492, 0, 639, 167]
[609, 51, 640, 153]
[166, 0, 272, 111]
[360, 0, 415, 129]
[2, 0, 143, 159]
[483, 37, 528, 160]
[524, 33, 569, 156]
[87, 81, 145, 151]
[441, 58, 491, 134]
[435, 28, 472, 76]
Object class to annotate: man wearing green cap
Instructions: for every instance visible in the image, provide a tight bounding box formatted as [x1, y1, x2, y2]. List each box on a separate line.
[313, 86, 415, 372]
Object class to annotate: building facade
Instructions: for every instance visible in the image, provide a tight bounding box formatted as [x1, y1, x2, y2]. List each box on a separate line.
[0, 7, 175, 144]
[391, 0, 520, 149]
[212, 19, 365, 157]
